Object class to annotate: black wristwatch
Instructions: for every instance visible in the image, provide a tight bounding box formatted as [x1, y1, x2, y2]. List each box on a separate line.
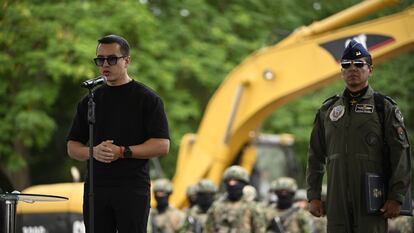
[123, 146, 132, 158]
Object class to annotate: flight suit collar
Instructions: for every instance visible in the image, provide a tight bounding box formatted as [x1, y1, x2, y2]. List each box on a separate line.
[331, 86, 375, 127]
[361, 86, 374, 100]
[340, 86, 374, 104]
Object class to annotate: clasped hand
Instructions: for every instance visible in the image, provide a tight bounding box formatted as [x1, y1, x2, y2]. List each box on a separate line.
[93, 140, 121, 163]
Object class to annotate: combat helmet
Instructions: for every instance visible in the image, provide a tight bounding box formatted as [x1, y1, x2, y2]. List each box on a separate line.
[153, 178, 173, 193]
[197, 179, 218, 193]
[294, 189, 307, 201]
[243, 185, 257, 202]
[186, 183, 198, 197]
[270, 177, 298, 192]
[223, 165, 249, 183]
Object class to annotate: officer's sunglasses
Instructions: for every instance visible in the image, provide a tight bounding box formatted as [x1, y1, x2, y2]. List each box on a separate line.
[93, 56, 126, 67]
[340, 59, 368, 69]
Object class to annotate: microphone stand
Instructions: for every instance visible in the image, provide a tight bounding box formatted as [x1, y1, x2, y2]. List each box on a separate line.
[87, 88, 95, 233]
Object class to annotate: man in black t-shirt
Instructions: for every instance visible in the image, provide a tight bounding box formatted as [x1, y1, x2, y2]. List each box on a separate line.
[67, 35, 170, 233]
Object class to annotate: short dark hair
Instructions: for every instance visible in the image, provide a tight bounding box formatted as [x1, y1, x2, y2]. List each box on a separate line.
[97, 35, 130, 56]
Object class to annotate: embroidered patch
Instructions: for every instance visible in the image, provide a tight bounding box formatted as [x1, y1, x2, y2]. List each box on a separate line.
[350, 99, 357, 106]
[330, 105, 345, 121]
[395, 108, 404, 123]
[397, 127, 406, 141]
[355, 104, 374, 113]
[365, 132, 378, 146]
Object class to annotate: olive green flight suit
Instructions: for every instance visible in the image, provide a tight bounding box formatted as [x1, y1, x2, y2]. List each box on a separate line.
[306, 86, 411, 233]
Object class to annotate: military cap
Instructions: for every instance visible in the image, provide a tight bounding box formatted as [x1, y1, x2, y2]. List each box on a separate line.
[153, 178, 173, 193]
[270, 177, 298, 192]
[197, 179, 218, 193]
[186, 184, 198, 197]
[341, 39, 371, 62]
[223, 165, 249, 183]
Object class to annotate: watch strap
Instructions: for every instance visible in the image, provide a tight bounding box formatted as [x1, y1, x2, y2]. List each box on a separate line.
[123, 146, 132, 158]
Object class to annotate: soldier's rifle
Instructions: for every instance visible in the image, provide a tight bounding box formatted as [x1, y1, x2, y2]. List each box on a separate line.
[268, 206, 300, 233]
[187, 215, 203, 233]
[268, 216, 285, 233]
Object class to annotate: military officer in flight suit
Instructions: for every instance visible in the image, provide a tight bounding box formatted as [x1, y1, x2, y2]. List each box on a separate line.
[306, 39, 411, 233]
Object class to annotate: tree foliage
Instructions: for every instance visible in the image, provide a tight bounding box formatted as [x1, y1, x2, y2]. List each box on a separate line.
[0, 0, 413, 189]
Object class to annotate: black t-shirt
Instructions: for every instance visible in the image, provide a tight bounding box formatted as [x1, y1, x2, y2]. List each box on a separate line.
[67, 80, 169, 190]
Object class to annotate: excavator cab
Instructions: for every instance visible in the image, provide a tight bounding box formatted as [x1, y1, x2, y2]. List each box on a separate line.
[238, 133, 299, 201]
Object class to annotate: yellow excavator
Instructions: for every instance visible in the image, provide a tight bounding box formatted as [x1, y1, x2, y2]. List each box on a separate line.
[12, 0, 414, 231]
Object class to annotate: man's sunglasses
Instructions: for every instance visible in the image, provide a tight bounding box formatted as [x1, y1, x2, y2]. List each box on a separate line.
[93, 56, 126, 67]
[340, 60, 369, 69]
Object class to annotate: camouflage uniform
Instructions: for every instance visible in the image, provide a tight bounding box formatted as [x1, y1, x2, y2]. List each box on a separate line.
[205, 198, 266, 233]
[394, 215, 414, 233]
[205, 166, 266, 233]
[149, 207, 186, 233]
[148, 179, 185, 233]
[306, 40, 411, 233]
[243, 185, 268, 221]
[265, 177, 313, 233]
[181, 179, 218, 233]
[181, 205, 208, 233]
[312, 217, 327, 233]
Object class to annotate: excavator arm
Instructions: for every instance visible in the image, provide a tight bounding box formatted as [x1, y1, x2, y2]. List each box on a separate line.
[171, 0, 414, 207]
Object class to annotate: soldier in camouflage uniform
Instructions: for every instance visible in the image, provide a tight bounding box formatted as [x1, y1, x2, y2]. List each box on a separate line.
[205, 165, 266, 233]
[180, 184, 200, 232]
[181, 179, 218, 233]
[148, 178, 185, 233]
[264, 177, 312, 233]
[306, 39, 411, 233]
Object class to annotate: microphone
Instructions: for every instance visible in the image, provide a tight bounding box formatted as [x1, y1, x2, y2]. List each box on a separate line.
[81, 75, 107, 88]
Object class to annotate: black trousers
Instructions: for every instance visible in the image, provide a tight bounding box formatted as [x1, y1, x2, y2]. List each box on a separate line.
[83, 186, 150, 233]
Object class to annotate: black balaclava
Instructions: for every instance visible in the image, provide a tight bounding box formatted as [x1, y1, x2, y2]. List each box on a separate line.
[276, 191, 295, 210]
[155, 194, 170, 213]
[189, 195, 197, 208]
[196, 192, 215, 213]
[226, 181, 246, 202]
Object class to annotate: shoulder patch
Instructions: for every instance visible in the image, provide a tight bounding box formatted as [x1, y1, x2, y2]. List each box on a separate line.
[395, 108, 404, 123]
